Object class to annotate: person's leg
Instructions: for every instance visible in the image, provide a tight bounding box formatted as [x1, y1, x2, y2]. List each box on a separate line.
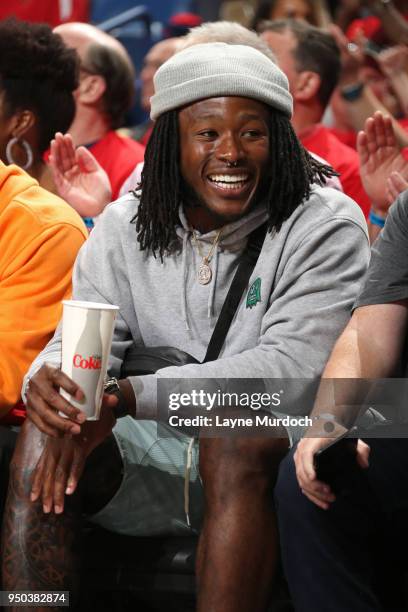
[0, 426, 17, 522]
[196, 434, 289, 612]
[275, 440, 408, 612]
[1, 419, 123, 609]
[0, 426, 18, 590]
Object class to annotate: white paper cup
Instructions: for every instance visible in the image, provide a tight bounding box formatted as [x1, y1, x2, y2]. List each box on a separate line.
[60, 300, 119, 420]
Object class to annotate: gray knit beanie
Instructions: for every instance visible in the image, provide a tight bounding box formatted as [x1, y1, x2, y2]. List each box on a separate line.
[150, 42, 293, 120]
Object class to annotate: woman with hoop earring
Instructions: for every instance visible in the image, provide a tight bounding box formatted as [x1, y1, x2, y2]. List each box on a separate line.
[0, 18, 78, 193]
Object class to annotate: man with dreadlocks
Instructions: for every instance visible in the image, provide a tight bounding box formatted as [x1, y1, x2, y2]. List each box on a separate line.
[3, 43, 369, 610]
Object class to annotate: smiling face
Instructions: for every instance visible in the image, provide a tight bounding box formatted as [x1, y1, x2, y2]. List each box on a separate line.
[179, 96, 271, 232]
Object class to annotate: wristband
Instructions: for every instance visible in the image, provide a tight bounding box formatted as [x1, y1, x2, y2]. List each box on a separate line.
[369, 209, 386, 228]
[104, 377, 129, 418]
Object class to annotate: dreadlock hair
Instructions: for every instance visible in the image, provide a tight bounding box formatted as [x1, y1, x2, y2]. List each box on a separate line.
[135, 107, 337, 259]
[134, 109, 181, 258]
[263, 111, 337, 233]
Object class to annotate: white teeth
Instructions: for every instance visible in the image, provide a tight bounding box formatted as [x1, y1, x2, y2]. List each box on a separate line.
[211, 181, 247, 190]
[208, 174, 248, 183]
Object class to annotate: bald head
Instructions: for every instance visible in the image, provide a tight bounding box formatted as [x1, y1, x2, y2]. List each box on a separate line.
[140, 37, 184, 112]
[54, 22, 135, 129]
[54, 22, 132, 70]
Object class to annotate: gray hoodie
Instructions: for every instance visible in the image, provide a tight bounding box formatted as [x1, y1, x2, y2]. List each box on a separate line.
[23, 186, 369, 418]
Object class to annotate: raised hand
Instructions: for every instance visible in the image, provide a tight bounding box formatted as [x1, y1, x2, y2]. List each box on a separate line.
[49, 132, 112, 218]
[328, 23, 365, 85]
[378, 45, 408, 78]
[387, 170, 408, 203]
[357, 111, 408, 213]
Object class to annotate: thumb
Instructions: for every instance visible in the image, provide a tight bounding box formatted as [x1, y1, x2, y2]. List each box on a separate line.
[76, 146, 102, 174]
[103, 393, 119, 409]
[356, 439, 370, 469]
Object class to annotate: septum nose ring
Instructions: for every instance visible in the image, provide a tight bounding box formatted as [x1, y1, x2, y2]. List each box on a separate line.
[226, 159, 238, 168]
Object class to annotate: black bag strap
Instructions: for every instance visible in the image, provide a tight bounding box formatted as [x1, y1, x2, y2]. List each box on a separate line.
[203, 221, 267, 363]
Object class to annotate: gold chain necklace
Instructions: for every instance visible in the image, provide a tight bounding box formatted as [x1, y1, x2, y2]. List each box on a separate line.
[191, 228, 223, 285]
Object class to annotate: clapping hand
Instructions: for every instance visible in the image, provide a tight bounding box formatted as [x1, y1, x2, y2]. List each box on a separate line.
[358, 111, 408, 213]
[49, 132, 112, 218]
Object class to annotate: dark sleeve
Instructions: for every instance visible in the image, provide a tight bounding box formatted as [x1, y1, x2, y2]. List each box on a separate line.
[355, 192, 408, 309]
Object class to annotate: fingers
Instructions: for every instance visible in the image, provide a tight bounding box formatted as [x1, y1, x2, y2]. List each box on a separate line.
[76, 146, 103, 174]
[65, 448, 87, 497]
[26, 364, 86, 436]
[294, 439, 336, 509]
[387, 171, 408, 204]
[373, 112, 388, 155]
[362, 116, 378, 157]
[361, 112, 394, 156]
[31, 437, 86, 514]
[356, 440, 370, 469]
[53, 441, 76, 513]
[54, 132, 77, 174]
[30, 451, 48, 503]
[356, 130, 369, 165]
[31, 448, 58, 513]
[301, 489, 331, 511]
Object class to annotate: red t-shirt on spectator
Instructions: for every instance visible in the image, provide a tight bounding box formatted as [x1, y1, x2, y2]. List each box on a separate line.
[300, 124, 370, 217]
[90, 131, 145, 200]
[328, 127, 358, 150]
[0, 0, 89, 26]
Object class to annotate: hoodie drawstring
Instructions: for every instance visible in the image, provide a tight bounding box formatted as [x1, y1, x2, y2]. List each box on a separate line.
[208, 244, 219, 319]
[181, 231, 190, 331]
[184, 436, 195, 528]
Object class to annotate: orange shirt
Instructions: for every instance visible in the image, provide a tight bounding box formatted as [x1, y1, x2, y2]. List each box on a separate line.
[0, 163, 87, 417]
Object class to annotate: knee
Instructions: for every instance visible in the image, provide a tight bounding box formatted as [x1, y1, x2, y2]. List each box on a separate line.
[199, 437, 289, 503]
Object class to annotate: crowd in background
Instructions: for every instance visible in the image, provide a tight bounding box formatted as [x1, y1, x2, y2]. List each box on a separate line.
[1, 1, 408, 609]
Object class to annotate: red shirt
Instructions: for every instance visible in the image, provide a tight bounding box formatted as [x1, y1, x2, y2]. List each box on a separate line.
[0, 0, 89, 26]
[300, 124, 370, 218]
[90, 131, 145, 200]
[327, 127, 357, 150]
[346, 14, 408, 45]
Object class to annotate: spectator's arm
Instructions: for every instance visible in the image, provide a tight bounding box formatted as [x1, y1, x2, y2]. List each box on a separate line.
[365, 0, 408, 45]
[330, 24, 408, 148]
[294, 299, 408, 508]
[49, 132, 112, 217]
[378, 45, 408, 117]
[341, 81, 408, 148]
[334, 0, 362, 32]
[0, 223, 86, 416]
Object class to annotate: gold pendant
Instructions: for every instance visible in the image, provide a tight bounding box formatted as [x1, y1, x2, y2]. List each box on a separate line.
[198, 262, 212, 285]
